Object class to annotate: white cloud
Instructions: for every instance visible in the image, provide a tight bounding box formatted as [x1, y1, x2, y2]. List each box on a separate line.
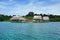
[7, 2, 60, 15]
[0, 0, 60, 15]
[43, 3, 60, 15]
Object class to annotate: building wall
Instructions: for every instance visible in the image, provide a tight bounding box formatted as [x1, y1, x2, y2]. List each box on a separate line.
[43, 16, 49, 21]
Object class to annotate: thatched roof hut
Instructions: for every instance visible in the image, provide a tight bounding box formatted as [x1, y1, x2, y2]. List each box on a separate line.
[33, 16, 42, 20]
[33, 16, 43, 22]
[10, 16, 26, 21]
[43, 16, 49, 21]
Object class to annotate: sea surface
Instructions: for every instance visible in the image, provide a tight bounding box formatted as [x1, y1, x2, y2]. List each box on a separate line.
[0, 22, 60, 40]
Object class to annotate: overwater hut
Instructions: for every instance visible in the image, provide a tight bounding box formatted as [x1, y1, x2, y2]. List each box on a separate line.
[33, 16, 43, 22]
[43, 16, 49, 22]
[10, 16, 26, 22]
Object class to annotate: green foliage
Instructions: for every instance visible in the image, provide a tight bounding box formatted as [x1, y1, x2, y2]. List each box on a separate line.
[25, 16, 33, 20]
[25, 12, 34, 21]
[26, 12, 34, 17]
[0, 14, 12, 21]
[49, 15, 60, 22]
[0, 12, 60, 22]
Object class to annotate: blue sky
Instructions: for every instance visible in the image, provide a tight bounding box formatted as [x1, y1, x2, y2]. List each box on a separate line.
[0, 0, 60, 16]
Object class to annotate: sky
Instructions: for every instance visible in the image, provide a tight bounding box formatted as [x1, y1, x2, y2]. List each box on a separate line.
[0, 0, 60, 16]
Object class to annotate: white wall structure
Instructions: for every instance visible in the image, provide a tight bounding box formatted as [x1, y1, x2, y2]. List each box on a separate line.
[43, 16, 49, 21]
[33, 16, 42, 20]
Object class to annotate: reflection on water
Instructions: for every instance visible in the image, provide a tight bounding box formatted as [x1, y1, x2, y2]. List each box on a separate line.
[0, 22, 60, 40]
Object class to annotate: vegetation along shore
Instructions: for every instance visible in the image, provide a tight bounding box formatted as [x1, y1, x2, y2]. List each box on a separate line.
[0, 12, 60, 22]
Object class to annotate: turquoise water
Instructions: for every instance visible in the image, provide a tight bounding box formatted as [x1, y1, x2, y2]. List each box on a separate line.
[0, 22, 60, 40]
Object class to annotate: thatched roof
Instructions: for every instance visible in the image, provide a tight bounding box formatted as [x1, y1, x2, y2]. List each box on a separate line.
[33, 16, 42, 20]
[10, 16, 26, 20]
[43, 16, 49, 20]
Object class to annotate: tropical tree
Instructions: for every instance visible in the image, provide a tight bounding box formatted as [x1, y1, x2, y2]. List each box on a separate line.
[26, 12, 34, 17]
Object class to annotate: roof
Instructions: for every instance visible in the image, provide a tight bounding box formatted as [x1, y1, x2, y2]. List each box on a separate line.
[10, 16, 26, 20]
[43, 16, 49, 20]
[33, 16, 42, 20]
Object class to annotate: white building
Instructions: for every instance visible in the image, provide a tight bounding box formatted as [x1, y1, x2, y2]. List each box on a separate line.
[43, 16, 49, 21]
[33, 16, 42, 20]
[10, 16, 26, 22]
[33, 16, 43, 22]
